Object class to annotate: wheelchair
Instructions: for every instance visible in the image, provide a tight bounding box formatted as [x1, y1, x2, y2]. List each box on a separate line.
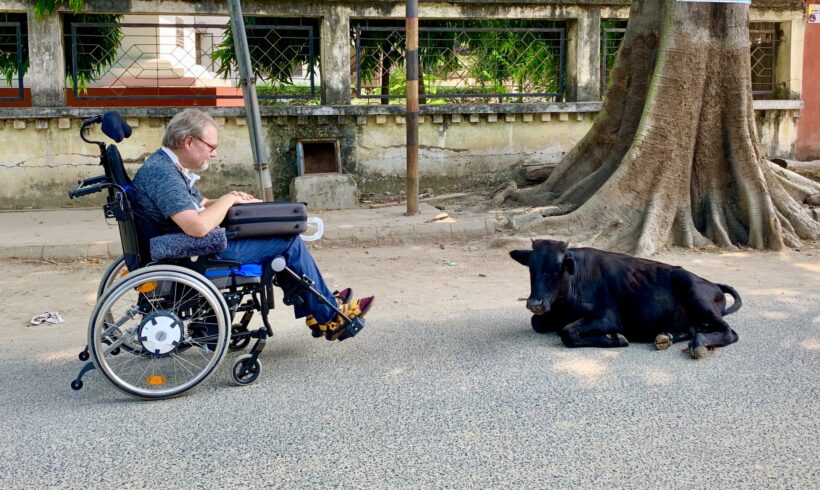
[69, 112, 364, 400]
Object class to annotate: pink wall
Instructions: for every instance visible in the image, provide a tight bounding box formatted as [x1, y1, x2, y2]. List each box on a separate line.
[797, 18, 820, 160]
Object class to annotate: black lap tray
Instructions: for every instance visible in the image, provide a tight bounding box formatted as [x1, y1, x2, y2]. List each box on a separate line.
[222, 201, 308, 238]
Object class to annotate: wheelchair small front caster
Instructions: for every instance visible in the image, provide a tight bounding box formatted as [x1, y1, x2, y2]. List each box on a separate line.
[78, 349, 89, 362]
[231, 354, 261, 386]
[71, 380, 83, 391]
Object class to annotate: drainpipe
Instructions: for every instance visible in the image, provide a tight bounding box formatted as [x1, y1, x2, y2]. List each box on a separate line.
[227, 0, 274, 201]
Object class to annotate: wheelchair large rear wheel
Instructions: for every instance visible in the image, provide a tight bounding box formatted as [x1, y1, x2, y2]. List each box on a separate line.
[95, 255, 142, 354]
[89, 265, 230, 399]
[96, 255, 128, 299]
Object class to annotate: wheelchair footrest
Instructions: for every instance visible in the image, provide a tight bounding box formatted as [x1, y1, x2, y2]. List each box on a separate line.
[339, 317, 365, 341]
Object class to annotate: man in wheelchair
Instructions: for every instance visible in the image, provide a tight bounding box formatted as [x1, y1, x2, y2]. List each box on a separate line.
[131, 109, 375, 340]
[70, 109, 374, 399]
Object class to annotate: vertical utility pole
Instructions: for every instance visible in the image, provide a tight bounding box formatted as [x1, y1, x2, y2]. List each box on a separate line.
[227, 0, 274, 201]
[405, 0, 420, 215]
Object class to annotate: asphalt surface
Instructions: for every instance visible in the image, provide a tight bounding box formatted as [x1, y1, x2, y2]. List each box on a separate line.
[0, 245, 818, 489]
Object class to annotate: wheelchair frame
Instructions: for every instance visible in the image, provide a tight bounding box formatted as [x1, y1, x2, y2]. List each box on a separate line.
[69, 112, 364, 400]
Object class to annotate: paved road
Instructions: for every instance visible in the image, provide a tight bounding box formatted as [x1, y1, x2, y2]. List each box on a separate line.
[0, 244, 818, 488]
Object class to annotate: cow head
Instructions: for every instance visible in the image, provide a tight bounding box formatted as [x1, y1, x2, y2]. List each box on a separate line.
[510, 239, 575, 315]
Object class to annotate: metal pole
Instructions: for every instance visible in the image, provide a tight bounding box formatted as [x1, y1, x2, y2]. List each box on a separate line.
[227, 0, 274, 201]
[405, 0, 420, 215]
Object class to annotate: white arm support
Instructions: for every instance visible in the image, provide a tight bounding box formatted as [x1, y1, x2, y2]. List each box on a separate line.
[300, 216, 324, 242]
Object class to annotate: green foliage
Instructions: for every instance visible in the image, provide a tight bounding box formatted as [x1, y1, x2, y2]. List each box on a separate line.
[0, 13, 28, 86]
[212, 17, 320, 89]
[458, 20, 564, 97]
[601, 19, 627, 73]
[601, 20, 628, 92]
[351, 19, 565, 103]
[32, 1, 123, 90]
[257, 83, 320, 105]
[34, 0, 87, 18]
[63, 13, 123, 90]
[351, 19, 407, 90]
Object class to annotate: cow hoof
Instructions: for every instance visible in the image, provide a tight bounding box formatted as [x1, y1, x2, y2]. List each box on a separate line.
[655, 333, 673, 351]
[689, 333, 708, 359]
[691, 345, 709, 359]
[614, 334, 629, 347]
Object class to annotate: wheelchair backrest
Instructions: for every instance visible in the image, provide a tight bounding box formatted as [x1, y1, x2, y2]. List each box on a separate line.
[102, 143, 151, 271]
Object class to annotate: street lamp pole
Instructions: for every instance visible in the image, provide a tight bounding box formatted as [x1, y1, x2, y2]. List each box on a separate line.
[227, 0, 274, 201]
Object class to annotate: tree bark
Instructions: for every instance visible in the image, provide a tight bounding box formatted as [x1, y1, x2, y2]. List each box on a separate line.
[504, 0, 820, 255]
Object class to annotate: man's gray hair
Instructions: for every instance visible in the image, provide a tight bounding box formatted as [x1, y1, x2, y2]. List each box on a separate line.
[162, 109, 218, 149]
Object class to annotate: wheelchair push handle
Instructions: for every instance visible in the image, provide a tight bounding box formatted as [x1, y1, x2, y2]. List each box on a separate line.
[68, 182, 108, 199]
[77, 175, 108, 187]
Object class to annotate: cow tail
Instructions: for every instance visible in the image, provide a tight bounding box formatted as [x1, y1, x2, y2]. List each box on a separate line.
[719, 284, 743, 315]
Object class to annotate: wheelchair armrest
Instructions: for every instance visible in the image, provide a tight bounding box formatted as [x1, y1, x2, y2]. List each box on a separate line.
[158, 256, 243, 271]
[193, 257, 243, 269]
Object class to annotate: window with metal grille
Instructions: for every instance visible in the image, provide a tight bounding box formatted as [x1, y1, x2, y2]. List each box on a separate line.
[750, 22, 778, 97]
[0, 13, 27, 102]
[175, 17, 185, 48]
[195, 31, 214, 69]
[600, 19, 627, 97]
[351, 19, 567, 104]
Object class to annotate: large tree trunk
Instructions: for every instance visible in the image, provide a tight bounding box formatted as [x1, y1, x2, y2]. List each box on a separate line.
[503, 0, 820, 255]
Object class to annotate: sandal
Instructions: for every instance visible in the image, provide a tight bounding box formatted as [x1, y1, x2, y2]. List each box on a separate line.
[305, 295, 375, 341]
[333, 287, 353, 305]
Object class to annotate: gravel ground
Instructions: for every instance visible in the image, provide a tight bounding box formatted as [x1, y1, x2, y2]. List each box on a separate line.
[0, 242, 818, 489]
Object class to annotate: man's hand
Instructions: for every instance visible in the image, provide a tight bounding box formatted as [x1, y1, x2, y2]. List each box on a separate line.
[173, 193, 245, 237]
[229, 191, 261, 203]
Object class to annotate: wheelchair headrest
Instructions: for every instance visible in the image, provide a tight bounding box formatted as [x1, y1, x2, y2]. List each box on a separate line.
[101, 112, 132, 143]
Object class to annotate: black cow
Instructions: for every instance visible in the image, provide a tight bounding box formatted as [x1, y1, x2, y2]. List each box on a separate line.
[510, 240, 742, 358]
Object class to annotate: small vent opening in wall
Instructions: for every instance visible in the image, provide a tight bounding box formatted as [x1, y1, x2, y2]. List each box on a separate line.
[296, 140, 341, 175]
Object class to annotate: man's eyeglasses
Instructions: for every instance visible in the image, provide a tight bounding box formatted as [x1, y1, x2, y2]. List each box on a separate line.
[193, 136, 218, 152]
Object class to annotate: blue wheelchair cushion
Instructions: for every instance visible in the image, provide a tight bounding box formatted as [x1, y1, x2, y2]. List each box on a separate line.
[204, 263, 263, 279]
[149, 227, 227, 261]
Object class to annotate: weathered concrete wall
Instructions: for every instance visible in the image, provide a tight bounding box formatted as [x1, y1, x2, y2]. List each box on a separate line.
[354, 111, 590, 194]
[755, 105, 802, 160]
[0, 101, 801, 209]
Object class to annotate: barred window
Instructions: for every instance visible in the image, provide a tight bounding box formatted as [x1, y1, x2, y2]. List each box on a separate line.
[175, 17, 185, 48]
[749, 22, 778, 97]
[351, 19, 567, 104]
[600, 19, 627, 97]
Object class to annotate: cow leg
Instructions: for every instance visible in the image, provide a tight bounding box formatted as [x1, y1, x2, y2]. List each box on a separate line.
[689, 317, 739, 359]
[654, 331, 692, 351]
[530, 310, 565, 334]
[531, 314, 552, 333]
[559, 316, 628, 348]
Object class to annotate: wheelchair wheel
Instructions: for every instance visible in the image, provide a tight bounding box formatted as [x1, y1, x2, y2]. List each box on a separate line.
[231, 354, 261, 385]
[89, 265, 230, 400]
[96, 255, 143, 354]
[96, 255, 128, 299]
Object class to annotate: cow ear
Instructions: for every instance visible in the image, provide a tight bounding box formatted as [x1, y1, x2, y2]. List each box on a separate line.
[509, 250, 531, 266]
[563, 253, 576, 275]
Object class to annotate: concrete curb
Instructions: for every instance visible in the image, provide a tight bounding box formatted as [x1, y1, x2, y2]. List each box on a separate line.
[1, 218, 502, 261]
